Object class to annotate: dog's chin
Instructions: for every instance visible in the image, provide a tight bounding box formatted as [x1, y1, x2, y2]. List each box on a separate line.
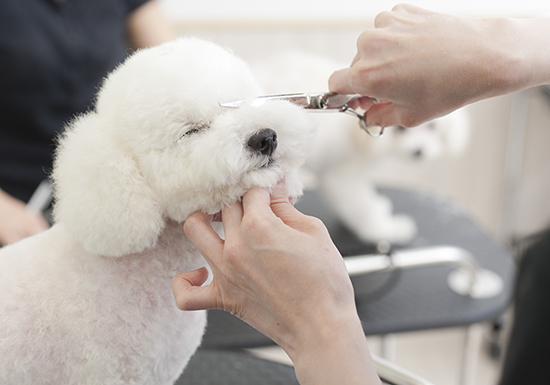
[247, 155, 275, 171]
[259, 157, 275, 169]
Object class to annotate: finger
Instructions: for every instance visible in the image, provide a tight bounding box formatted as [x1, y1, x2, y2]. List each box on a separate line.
[361, 101, 398, 127]
[183, 212, 224, 261]
[354, 96, 377, 111]
[391, 3, 432, 15]
[268, 182, 309, 229]
[328, 67, 355, 95]
[366, 102, 427, 128]
[172, 267, 219, 311]
[269, 181, 292, 210]
[221, 198, 244, 235]
[241, 186, 271, 214]
[374, 10, 393, 28]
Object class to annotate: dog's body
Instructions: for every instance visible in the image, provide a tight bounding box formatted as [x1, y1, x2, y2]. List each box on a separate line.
[0, 39, 316, 384]
[254, 51, 470, 244]
[0, 221, 205, 384]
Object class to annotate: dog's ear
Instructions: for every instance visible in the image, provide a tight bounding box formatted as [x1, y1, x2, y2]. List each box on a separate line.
[52, 113, 164, 257]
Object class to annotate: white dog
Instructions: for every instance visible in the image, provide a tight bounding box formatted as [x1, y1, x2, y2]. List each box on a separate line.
[0, 38, 316, 385]
[254, 51, 470, 244]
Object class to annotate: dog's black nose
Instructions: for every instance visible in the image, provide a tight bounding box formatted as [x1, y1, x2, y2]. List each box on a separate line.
[248, 129, 278, 157]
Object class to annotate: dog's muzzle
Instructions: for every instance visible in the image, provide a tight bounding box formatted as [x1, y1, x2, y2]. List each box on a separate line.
[247, 128, 278, 157]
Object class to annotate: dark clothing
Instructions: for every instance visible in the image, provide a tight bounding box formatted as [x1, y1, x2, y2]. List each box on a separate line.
[0, 0, 148, 202]
[499, 230, 550, 385]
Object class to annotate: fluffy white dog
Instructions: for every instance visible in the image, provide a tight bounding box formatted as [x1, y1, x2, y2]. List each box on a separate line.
[254, 51, 470, 244]
[0, 38, 316, 385]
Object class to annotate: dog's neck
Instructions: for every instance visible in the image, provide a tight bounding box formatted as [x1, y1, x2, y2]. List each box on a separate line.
[132, 219, 206, 278]
[60, 218, 205, 274]
[135, 219, 199, 260]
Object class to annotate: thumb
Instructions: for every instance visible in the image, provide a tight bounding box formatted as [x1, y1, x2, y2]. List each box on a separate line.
[269, 182, 305, 227]
[172, 267, 220, 311]
[366, 102, 431, 128]
[365, 102, 403, 127]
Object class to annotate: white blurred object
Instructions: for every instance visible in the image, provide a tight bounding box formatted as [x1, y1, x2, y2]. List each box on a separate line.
[26, 180, 52, 213]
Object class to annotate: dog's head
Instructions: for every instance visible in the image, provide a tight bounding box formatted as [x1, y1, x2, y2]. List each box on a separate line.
[52, 38, 317, 256]
[384, 109, 471, 160]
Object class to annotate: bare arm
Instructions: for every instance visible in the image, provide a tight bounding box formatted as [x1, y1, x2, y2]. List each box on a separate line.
[0, 189, 49, 246]
[126, 0, 177, 50]
[329, 4, 550, 127]
[173, 184, 381, 385]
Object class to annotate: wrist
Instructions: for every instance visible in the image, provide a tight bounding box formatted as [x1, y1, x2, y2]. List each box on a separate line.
[483, 17, 550, 96]
[511, 18, 550, 89]
[288, 309, 381, 385]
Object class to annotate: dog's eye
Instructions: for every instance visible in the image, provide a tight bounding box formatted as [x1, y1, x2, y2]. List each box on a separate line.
[180, 122, 210, 139]
[184, 128, 201, 136]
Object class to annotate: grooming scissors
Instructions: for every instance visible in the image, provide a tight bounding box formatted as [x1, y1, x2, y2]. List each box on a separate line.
[219, 92, 384, 138]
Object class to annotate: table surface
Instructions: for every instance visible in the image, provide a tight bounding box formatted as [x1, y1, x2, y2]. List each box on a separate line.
[201, 187, 516, 349]
[175, 349, 299, 385]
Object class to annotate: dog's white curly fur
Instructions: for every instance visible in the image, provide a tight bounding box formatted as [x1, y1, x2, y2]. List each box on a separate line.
[0, 38, 316, 384]
[253, 51, 470, 244]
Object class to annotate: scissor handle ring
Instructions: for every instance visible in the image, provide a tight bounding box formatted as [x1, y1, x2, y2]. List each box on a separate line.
[340, 105, 385, 138]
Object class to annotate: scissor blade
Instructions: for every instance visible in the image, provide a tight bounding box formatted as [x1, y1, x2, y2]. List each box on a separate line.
[322, 93, 363, 109]
[219, 93, 325, 109]
[218, 92, 371, 110]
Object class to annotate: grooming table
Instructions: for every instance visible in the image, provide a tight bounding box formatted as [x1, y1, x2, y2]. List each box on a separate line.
[200, 187, 515, 348]
[175, 349, 299, 385]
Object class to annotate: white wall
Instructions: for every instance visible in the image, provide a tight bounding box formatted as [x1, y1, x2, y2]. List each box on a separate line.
[161, 0, 550, 24]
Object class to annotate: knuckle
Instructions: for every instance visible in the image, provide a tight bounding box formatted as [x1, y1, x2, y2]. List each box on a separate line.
[391, 3, 408, 12]
[350, 64, 381, 95]
[174, 293, 190, 311]
[373, 11, 391, 27]
[241, 209, 269, 233]
[223, 241, 244, 263]
[182, 214, 201, 237]
[303, 215, 328, 234]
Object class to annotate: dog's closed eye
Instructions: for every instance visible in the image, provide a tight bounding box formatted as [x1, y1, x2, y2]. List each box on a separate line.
[179, 122, 210, 139]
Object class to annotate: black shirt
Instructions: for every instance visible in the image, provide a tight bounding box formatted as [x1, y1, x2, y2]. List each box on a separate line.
[0, 0, 149, 202]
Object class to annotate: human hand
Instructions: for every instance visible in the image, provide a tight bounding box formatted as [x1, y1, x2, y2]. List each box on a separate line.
[329, 4, 543, 127]
[173, 183, 380, 384]
[173, 182, 354, 350]
[0, 189, 50, 246]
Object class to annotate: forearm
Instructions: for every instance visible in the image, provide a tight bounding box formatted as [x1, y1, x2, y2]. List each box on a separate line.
[126, 0, 177, 50]
[291, 310, 381, 385]
[0, 188, 49, 245]
[469, 17, 550, 102]
[505, 17, 550, 92]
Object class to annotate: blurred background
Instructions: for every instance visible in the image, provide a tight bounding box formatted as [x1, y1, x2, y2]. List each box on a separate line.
[157, 1, 550, 384]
